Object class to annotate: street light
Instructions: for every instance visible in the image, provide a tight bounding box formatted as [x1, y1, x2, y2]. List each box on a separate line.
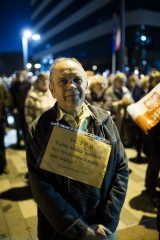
[26, 63, 32, 69]
[32, 34, 40, 41]
[22, 29, 40, 69]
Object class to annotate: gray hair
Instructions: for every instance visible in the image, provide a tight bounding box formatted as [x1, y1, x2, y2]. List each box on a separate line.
[49, 57, 85, 83]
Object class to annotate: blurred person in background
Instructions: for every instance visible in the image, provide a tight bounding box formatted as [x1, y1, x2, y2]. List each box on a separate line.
[126, 74, 142, 102]
[107, 73, 115, 88]
[85, 70, 95, 86]
[144, 70, 160, 206]
[0, 83, 13, 174]
[9, 70, 31, 148]
[25, 72, 55, 128]
[129, 75, 150, 162]
[85, 75, 108, 108]
[124, 74, 142, 147]
[0, 75, 8, 89]
[140, 76, 149, 97]
[148, 69, 160, 91]
[103, 72, 133, 144]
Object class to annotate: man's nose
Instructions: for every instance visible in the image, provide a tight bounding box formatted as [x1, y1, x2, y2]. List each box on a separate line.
[67, 80, 77, 89]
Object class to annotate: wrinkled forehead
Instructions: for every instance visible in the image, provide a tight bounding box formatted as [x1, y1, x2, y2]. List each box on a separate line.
[51, 60, 87, 79]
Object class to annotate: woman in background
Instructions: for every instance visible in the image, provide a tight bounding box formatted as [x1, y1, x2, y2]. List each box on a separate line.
[25, 72, 55, 127]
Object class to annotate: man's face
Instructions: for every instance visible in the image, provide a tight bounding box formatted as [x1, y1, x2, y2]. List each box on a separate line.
[49, 60, 88, 113]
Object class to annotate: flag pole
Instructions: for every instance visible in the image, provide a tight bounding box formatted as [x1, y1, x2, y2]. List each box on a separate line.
[119, 0, 125, 72]
[112, 52, 116, 74]
[112, 14, 117, 74]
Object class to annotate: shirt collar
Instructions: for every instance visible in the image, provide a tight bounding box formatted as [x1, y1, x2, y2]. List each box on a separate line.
[57, 102, 92, 121]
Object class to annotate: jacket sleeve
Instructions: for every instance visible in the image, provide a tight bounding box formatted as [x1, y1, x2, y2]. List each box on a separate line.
[25, 96, 36, 127]
[26, 122, 97, 239]
[97, 117, 129, 233]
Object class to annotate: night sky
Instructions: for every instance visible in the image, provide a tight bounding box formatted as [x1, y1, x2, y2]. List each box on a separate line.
[0, 0, 31, 53]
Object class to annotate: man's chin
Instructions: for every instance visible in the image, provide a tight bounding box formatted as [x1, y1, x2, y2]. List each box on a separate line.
[66, 99, 82, 108]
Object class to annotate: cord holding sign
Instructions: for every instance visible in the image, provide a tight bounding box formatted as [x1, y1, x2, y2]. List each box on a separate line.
[26, 57, 128, 240]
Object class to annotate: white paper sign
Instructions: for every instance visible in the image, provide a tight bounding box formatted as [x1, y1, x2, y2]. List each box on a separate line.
[39, 124, 112, 188]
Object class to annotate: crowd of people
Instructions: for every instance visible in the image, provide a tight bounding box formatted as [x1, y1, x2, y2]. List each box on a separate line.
[0, 58, 160, 237]
[87, 69, 160, 207]
[0, 70, 55, 171]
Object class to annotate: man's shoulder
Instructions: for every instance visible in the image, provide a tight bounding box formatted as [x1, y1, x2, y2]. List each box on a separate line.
[88, 104, 118, 142]
[88, 103, 110, 120]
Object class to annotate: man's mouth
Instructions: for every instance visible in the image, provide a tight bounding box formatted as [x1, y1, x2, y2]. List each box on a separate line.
[66, 92, 79, 97]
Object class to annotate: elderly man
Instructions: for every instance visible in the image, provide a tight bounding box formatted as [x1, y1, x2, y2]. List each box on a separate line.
[26, 57, 128, 240]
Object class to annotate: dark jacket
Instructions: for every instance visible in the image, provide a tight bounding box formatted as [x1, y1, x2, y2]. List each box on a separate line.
[0, 84, 12, 123]
[9, 80, 31, 111]
[26, 102, 128, 240]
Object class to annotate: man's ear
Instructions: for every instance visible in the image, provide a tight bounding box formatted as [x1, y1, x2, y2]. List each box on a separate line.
[49, 84, 56, 98]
